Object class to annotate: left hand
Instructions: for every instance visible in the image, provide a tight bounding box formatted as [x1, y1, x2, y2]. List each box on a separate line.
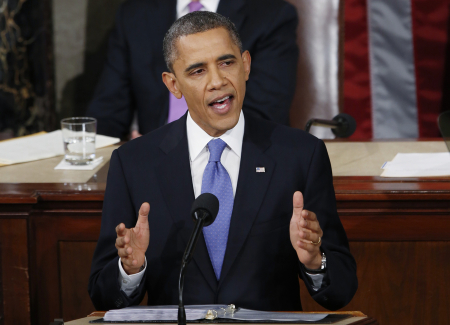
[131, 130, 142, 139]
[289, 191, 323, 269]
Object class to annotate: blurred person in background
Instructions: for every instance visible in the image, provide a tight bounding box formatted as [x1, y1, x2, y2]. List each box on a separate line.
[86, 0, 298, 140]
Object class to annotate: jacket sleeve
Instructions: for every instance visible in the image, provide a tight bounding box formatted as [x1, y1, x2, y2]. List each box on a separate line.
[86, 4, 134, 140]
[299, 139, 358, 310]
[88, 149, 147, 310]
[243, 1, 299, 126]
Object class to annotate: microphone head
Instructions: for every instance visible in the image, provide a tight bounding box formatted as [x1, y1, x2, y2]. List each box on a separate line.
[190, 193, 219, 226]
[332, 113, 357, 138]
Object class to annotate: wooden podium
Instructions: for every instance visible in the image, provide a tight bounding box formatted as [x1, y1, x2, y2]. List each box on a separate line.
[0, 140, 449, 325]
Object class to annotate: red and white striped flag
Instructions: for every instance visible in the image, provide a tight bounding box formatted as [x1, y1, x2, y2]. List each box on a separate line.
[343, 0, 448, 139]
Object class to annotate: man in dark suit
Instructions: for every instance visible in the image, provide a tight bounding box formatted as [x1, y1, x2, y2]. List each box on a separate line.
[86, 0, 298, 139]
[89, 11, 357, 312]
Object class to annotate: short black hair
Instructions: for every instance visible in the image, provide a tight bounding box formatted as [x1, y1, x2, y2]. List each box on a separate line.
[163, 11, 243, 73]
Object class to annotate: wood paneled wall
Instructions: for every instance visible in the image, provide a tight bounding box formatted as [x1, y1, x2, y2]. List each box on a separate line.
[0, 218, 31, 325]
[300, 242, 450, 324]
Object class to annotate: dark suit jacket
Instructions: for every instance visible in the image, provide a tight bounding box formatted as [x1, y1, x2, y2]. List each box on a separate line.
[86, 0, 298, 139]
[88, 114, 358, 312]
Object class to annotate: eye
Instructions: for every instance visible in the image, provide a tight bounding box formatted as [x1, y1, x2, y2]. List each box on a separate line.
[221, 60, 234, 67]
[190, 69, 204, 76]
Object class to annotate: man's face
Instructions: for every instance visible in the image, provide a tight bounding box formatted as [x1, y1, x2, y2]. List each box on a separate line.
[163, 27, 251, 137]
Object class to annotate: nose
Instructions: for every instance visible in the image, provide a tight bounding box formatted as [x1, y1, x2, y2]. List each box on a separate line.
[207, 66, 227, 90]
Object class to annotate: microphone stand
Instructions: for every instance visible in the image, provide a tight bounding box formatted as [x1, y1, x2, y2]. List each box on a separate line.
[304, 113, 357, 138]
[178, 211, 208, 325]
[304, 118, 340, 133]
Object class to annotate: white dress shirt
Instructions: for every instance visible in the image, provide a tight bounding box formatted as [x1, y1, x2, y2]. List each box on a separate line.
[187, 111, 243, 198]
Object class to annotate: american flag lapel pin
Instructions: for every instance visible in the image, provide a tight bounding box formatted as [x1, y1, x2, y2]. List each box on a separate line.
[256, 167, 265, 173]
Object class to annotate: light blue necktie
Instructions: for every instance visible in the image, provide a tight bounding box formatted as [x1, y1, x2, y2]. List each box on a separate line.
[201, 138, 234, 279]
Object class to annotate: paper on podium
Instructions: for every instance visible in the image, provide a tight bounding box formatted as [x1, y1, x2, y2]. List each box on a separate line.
[0, 130, 119, 166]
[381, 152, 450, 177]
[102, 305, 328, 322]
[103, 305, 212, 322]
[225, 309, 327, 322]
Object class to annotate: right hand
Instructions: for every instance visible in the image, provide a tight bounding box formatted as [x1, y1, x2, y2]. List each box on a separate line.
[115, 202, 150, 274]
[131, 130, 142, 139]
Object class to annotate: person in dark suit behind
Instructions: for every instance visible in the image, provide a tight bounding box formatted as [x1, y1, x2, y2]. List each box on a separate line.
[85, 0, 298, 140]
[89, 11, 357, 312]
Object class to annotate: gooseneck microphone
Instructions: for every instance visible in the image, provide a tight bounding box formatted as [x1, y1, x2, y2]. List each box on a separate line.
[305, 113, 357, 138]
[178, 193, 219, 325]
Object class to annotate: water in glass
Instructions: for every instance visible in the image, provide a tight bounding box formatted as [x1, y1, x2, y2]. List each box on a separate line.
[61, 117, 97, 165]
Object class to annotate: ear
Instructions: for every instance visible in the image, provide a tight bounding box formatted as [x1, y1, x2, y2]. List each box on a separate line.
[162, 72, 183, 99]
[241, 50, 251, 81]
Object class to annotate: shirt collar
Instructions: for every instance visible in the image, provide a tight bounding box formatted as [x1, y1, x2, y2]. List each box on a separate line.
[186, 110, 245, 162]
[177, 0, 220, 18]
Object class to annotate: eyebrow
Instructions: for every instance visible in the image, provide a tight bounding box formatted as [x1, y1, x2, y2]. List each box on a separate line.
[185, 62, 205, 73]
[218, 54, 237, 61]
[184, 54, 238, 73]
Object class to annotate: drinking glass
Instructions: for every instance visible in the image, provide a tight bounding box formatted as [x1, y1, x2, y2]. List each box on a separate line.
[61, 117, 97, 165]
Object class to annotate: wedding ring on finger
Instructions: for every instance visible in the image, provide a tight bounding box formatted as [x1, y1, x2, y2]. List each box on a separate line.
[310, 236, 321, 245]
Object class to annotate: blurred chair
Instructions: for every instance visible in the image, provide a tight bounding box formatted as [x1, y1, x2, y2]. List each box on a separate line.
[286, 0, 343, 138]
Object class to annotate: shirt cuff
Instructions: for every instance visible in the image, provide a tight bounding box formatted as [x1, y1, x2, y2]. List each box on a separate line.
[118, 258, 147, 296]
[304, 271, 325, 291]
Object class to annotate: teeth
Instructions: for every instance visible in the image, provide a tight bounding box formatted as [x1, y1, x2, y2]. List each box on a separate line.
[215, 96, 229, 104]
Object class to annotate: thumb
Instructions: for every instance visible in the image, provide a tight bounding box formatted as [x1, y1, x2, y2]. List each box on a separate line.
[291, 191, 304, 221]
[136, 202, 150, 227]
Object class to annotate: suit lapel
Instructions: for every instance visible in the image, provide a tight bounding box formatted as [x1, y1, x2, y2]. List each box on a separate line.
[155, 116, 218, 292]
[218, 117, 276, 287]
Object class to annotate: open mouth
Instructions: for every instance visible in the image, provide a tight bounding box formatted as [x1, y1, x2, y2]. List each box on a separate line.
[208, 95, 234, 111]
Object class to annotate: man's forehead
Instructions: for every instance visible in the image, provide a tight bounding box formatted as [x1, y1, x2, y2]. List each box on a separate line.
[174, 28, 239, 64]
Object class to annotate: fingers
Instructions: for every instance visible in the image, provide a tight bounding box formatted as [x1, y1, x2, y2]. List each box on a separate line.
[115, 223, 126, 236]
[293, 227, 322, 254]
[116, 239, 139, 268]
[299, 210, 323, 236]
[136, 202, 150, 227]
[297, 227, 321, 243]
[114, 203, 150, 271]
[115, 224, 131, 255]
[297, 240, 320, 253]
[292, 191, 304, 219]
[117, 245, 133, 258]
[290, 191, 304, 233]
[115, 234, 129, 248]
[302, 209, 317, 221]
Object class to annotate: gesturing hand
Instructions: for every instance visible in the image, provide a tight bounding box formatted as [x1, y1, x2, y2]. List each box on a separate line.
[115, 202, 150, 275]
[289, 191, 323, 270]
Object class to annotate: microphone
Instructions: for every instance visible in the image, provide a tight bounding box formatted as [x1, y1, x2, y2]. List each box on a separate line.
[178, 193, 219, 325]
[305, 113, 357, 138]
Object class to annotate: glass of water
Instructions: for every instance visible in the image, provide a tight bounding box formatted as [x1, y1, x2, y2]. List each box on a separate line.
[61, 117, 97, 165]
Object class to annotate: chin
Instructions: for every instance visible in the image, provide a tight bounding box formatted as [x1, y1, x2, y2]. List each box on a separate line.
[216, 115, 240, 132]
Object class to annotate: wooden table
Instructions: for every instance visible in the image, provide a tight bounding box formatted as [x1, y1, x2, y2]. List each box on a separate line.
[1, 141, 449, 325]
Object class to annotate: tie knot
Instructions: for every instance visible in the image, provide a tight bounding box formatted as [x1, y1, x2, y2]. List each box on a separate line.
[189, 1, 203, 12]
[207, 139, 227, 162]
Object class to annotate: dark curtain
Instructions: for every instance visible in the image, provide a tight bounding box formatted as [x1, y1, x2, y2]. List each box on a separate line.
[0, 0, 54, 137]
